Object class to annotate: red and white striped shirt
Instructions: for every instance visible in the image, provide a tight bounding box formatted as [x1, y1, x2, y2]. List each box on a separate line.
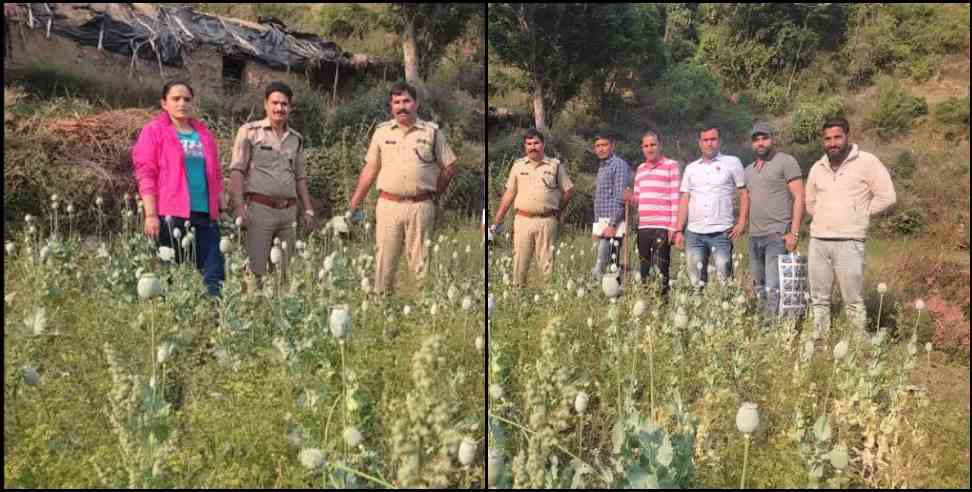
[633, 156, 680, 230]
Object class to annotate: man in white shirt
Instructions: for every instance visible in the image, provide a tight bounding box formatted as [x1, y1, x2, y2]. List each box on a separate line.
[674, 124, 749, 289]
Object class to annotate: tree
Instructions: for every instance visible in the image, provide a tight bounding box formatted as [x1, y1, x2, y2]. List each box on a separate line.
[488, 3, 661, 130]
[382, 4, 482, 90]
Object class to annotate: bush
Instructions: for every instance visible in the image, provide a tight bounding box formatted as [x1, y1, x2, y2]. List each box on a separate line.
[891, 151, 917, 181]
[934, 96, 971, 139]
[882, 208, 924, 236]
[651, 62, 722, 131]
[751, 81, 788, 116]
[866, 78, 928, 139]
[843, 4, 970, 87]
[787, 96, 844, 145]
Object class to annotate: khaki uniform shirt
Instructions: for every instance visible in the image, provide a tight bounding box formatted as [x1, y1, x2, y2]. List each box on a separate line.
[505, 156, 574, 214]
[366, 118, 457, 197]
[230, 117, 306, 199]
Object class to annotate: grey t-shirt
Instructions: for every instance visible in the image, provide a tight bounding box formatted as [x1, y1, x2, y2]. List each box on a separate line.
[745, 151, 803, 236]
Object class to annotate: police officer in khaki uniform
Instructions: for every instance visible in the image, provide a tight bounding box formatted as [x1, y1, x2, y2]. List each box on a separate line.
[490, 128, 574, 286]
[347, 81, 458, 294]
[231, 82, 315, 291]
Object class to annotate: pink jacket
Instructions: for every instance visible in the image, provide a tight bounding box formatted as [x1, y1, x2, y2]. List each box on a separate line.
[132, 112, 223, 220]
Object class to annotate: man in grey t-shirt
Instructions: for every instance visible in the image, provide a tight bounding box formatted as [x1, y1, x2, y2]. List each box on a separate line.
[745, 122, 804, 317]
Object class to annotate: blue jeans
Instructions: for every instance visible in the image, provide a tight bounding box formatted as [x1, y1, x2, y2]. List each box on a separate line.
[685, 229, 733, 287]
[592, 237, 624, 279]
[748, 233, 786, 316]
[158, 212, 226, 297]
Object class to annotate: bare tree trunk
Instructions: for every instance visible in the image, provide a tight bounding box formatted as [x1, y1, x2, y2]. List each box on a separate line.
[532, 81, 546, 131]
[402, 14, 420, 88]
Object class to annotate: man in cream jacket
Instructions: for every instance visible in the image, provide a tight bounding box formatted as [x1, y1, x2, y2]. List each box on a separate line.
[806, 117, 896, 338]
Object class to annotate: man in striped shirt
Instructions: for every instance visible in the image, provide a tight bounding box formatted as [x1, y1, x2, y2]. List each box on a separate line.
[624, 130, 680, 298]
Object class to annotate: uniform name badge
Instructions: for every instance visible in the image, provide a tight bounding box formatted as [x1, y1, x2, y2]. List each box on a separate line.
[592, 217, 626, 238]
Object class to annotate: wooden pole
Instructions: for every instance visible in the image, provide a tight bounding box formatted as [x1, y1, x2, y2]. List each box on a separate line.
[332, 60, 339, 109]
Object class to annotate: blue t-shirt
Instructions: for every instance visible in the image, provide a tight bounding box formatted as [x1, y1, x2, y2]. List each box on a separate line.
[178, 129, 209, 213]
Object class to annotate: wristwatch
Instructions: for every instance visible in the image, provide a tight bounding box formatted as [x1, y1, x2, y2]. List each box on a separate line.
[304, 210, 315, 217]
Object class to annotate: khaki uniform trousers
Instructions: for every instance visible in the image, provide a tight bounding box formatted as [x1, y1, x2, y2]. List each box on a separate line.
[375, 198, 435, 293]
[513, 214, 559, 286]
[245, 201, 297, 279]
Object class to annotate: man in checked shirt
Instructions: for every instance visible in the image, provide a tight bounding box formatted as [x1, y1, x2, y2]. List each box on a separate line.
[591, 132, 634, 280]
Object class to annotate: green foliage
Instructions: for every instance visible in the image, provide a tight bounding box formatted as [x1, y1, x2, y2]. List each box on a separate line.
[883, 208, 924, 236]
[934, 96, 971, 138]
[381, 4, 482, 81]
[843, 4, 970, 87]
[695, 4, 852, 91]
[651, 62, 722, 130]
[489, 4, 664, 128]
[662, 4, 701, 64]
[788, 97, 844, 145]
[752, 81, 789, 116]
[866, 78, 928, 139]
[891, 151, 917, 181]
[315, 4, 378, 40]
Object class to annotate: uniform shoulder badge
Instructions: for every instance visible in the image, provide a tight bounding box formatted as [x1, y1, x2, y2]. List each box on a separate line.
[376, 120, 394, 129]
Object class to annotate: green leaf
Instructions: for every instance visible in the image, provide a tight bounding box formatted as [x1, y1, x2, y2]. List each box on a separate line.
[627, 468, 659, 489]
[813, 415, 831, 442]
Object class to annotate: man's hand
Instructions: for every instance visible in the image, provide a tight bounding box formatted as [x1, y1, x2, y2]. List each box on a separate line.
[235, 205, 249, 227]
[728, 222, 746, 241]
[602, 226, 617, 239]
[784, 232, 799, 252]
[667, 230, 675, 243]
[144, 216, 160, 240]
[623, 189, 635, 205]
[674, 231, 684, 250]
[302, 213, 315, 230]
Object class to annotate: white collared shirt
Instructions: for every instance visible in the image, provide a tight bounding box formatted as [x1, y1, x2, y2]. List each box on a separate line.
[680, 153, 746, 233]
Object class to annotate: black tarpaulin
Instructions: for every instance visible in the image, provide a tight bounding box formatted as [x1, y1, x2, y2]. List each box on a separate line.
[9, 3, 346, 70]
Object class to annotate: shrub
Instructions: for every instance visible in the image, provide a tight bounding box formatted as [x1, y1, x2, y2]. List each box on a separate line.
[651, 62, 722, 131]
[787, 97, 844, 145]
[882, 208, 924, 236]
[866, 78, 928, 139]
[843, 4, 970, 87]
[891, 151, 917, 181]
[934, 96, 971, 138]
[751, 81, 788, 116]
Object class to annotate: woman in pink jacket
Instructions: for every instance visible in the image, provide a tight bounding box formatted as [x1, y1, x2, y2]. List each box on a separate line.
[133, 80, 226, 296]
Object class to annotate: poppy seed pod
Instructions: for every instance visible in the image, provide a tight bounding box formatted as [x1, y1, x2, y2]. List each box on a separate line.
[475, 336, 484, 351]
[601, 273, 621, 298]
[674, 308, 688, 329]
[833, 340, 849, 361]
[489, 383, 504, 399]
[173, 228, 182, 240]
[877, 283, 888, 294]
[343, 426, 363, 447]
[5, 242, 15, 255]
[575, 390, 590, 413]
[829, 444, 849, 470]
[458, 437, 477, 466]
[462, 296, 473, 311]
[96, 196, 104, 206]
[23, 366, 40, 386]
[137, 273, 162, 299]
[632, 300, 646, 318]
[157, 343, 174, 364]
[299, 448, 324, 469]
[181, 237, 192, 249]
[235, 216, 243, 227]
[736, 402, 759, 435]
[915, 299, 925, 311]
[329, 305, 350, 338]
[488, 294, 495, 319]
[219, 238, 233, 253]
[270, 246, 282, 265]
